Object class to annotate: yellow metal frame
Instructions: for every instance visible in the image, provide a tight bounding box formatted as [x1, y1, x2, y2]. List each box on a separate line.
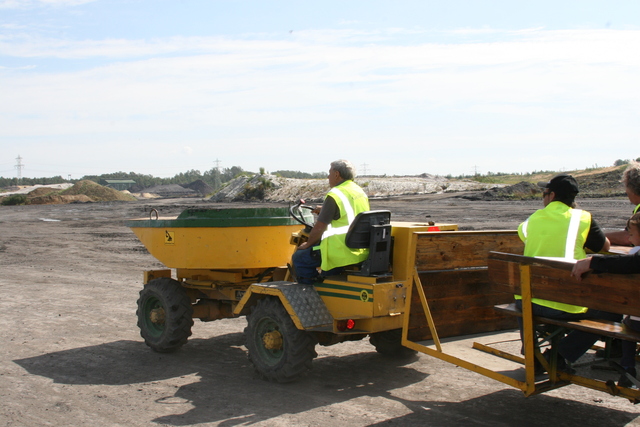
[401, 267, 531, 394]
[401, 245, 640, 402]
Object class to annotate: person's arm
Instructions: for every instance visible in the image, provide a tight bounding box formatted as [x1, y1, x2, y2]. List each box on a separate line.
[572, 251, 640, 281]
[584, 218, 610, 253]
[606, 229, 632, 246]
[297, 221, 328, 250]
[297, 197, 338, 250]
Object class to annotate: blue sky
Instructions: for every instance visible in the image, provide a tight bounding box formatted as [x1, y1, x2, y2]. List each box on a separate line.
[0, 0, 638, 179]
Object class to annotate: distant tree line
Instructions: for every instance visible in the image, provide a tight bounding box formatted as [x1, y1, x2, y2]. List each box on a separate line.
[0, 166, 328, 191]
[614, 158, 640, 167]
[81, 166, 250, 191]
[272, 170, 326, 179]
[0, 175, 68, 188]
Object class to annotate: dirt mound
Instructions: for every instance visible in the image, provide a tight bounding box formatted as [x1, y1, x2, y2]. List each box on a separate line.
[464, 181, 541, 201]
[29, 194, 94, 205]
[210, 175, 502, 203]
[140, 184, 198, 198]
[181, 179, 214, 196]
[60, 180, 136, 202]
[462, 167, 627, 201]
[574, 168, 626, 198]
[27, 187, 60, 198]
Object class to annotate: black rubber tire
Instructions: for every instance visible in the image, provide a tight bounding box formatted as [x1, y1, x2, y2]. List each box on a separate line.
[369, 329, 417, 357]
[245, 297, 317, 382]
[136, 277, 194, 353]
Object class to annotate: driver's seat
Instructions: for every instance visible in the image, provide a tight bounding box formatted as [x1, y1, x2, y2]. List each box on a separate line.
[344, 210, 392, 276]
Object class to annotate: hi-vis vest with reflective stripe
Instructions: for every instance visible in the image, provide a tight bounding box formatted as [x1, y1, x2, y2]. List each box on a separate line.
[318, 180, 370, 271]
[516, 201, 592, 313]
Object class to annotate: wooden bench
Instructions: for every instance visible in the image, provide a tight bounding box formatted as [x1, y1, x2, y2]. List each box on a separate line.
[488, 251, 640, 319]
[488, 252, 640, 366]
[495, 302, 640, 343]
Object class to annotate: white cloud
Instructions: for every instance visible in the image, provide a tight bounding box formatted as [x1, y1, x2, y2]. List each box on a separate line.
[1, 27, 639, 176]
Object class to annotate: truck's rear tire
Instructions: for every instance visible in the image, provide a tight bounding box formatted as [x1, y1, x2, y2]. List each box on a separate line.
[370, 329, 417, 357]
[137, 277, 193, 353]
[245, 297, 317, 382]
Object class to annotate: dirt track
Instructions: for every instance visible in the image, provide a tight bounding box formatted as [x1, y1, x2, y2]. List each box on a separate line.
[2, 195, 640, 426]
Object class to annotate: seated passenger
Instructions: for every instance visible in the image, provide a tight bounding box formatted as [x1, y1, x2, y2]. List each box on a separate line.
[572, 212, 640, 387]
[517, 174, 620, 371]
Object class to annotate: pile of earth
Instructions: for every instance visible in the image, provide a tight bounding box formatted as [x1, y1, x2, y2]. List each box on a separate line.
[182, 179, 214, 196]
[134, 184, 198, 198]
[13, 180, 137, 204]
[572, 168, 627, 198]
[130, 180, 213, 198]
[463, 182, 541, 201]
[464, 167, 627, 201]
[209, 174, 501, 203]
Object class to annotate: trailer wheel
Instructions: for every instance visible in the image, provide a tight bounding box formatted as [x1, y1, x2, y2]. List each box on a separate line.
[245, 297, 317, 382]
[370, 329, 417, 357]
[137, 277, 194, 353]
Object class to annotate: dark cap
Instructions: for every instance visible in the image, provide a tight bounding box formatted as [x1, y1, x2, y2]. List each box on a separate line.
[538, 174, 579, 197]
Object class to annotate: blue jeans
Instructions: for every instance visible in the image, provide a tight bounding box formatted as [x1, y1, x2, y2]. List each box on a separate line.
[515, 299, 622, 363]
[291, 247, 343, 284]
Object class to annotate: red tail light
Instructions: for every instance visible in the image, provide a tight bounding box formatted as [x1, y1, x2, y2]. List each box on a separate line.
[337, 319, 356, 331]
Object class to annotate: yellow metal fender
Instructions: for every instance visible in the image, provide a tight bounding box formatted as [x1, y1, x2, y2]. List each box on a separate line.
[235, 281, 334, 330]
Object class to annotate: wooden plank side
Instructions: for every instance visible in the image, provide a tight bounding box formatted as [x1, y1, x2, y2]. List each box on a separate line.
[415, 231, 523, 271]
[529, 265, 640, 317]
[407, 269, 518, 341]
[488, 252, 640, 318]
[408, 306, 517, 341]
[487, 257, 521, 294]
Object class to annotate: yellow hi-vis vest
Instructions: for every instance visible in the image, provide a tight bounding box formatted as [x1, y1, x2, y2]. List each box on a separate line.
[516, 201, 592, 313]
[634, 204, 640, 214]
[318, 180, 370, 271]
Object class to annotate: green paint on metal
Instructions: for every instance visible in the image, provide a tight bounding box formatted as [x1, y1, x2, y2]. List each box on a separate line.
[126, 207, 312, 228]
[317, 282, 370, 292]
[316, 290, 373, 302]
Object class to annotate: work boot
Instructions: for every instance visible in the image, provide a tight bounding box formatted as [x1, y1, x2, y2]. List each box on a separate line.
[618, 367, 637, 388]
[595, 339, 623, 359]
[540, 349, 575, 375]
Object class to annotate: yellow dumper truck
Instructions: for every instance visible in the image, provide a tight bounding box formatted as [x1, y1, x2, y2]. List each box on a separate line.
[127, 205, 640, 403]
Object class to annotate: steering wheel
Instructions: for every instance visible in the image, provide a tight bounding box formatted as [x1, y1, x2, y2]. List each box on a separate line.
[290, 199, 315, 230]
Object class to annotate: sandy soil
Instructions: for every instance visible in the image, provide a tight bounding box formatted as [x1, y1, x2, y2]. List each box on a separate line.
[2, 195, 640, 427]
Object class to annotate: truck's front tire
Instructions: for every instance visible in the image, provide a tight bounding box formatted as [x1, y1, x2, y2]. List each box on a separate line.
[137, 277, 193, 353]
[245, 297, 317, 382]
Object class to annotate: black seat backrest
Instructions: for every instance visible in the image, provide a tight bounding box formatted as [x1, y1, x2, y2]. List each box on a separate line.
[345, 210, 391, 248]
[345, 210, 392, 275]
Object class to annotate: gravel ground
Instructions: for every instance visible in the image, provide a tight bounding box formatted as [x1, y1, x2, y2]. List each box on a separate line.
[1, 194, 640, 427]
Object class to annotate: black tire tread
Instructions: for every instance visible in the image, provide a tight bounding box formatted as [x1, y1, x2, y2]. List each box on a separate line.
[136, 277, 194, 353]
[245, 297, 317, 382]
